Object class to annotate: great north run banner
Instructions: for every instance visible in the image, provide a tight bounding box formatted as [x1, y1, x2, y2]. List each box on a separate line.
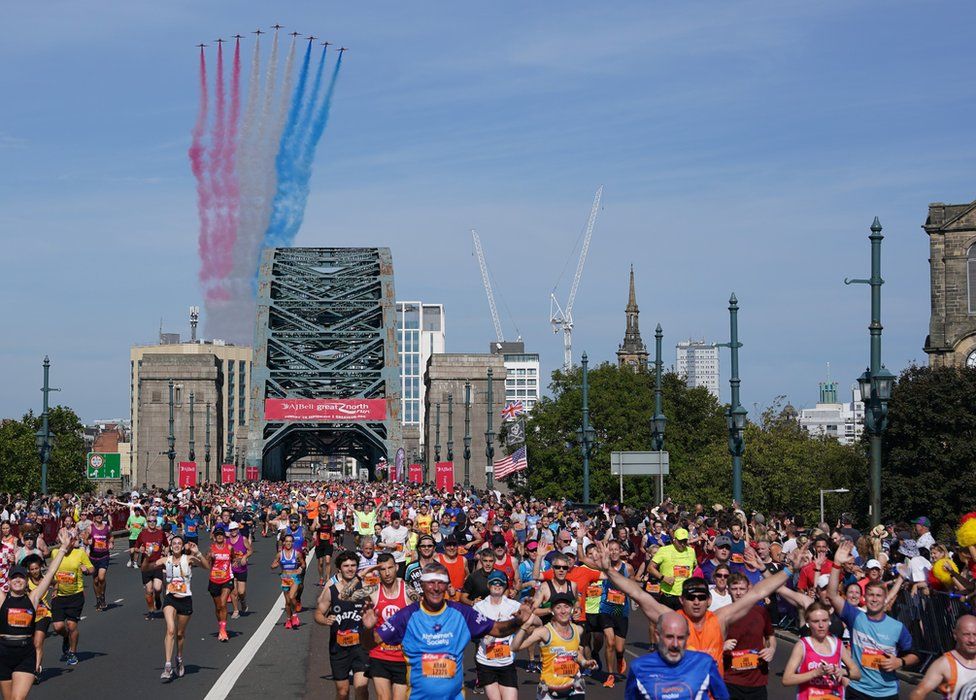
[265, 399, 387, 421]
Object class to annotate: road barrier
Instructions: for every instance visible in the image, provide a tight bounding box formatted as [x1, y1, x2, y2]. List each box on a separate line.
[891, 588, 972, 670]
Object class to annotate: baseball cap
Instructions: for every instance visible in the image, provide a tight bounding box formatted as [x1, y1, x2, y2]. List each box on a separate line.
[487, 570, 507, 586]
[673, 528, 689, 541]
[865, 559, 882, 570]
[228, 521, 240, 531]
[526, 541, 539, 551]
[713, 535, 732, 548]
[816, 574, 831, 589]
[8, 566, 27, 580]
[911, 516, 931, 528]
[550, 592, 575, 608]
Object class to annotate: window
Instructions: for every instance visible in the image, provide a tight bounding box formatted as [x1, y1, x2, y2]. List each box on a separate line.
[969, 244, 976, 313]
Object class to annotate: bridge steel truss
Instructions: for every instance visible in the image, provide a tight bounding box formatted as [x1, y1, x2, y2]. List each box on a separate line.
[246, 247, 401, 480]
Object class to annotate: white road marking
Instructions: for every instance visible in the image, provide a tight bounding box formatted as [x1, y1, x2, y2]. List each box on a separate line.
[80, 616, 87, 621]
[203, 593, 285, 700]
[114, 598, 124, 604]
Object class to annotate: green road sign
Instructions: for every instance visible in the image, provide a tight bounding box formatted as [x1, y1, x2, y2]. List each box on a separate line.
[86, 452, 121, 479]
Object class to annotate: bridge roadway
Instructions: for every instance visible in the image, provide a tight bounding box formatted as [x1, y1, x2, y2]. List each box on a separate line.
[28, 534, 932, 699]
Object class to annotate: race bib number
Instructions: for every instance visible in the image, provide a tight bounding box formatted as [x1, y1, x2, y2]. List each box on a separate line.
[607, 589, 626, 605]
[644, 582, 661, 594]
[147, 542, 160, 554]
[860, 648, 887, 670]
[359, 522, 368, 530]
[809, 690, 841, 700]
[672, 565, 691, 578]
[731, 553, 745, 564]
[421, 653, 457, 678]
[337, 629, 360, 647]
[486, 641, 511, 660]
[93, 536, 107, 550]
[395, 543, 403, 552]
[586, 584, 603, 598]
[319, 531, 331, 542]
[553, 653, 578, 677]
[281, 574, 299, 589]
[731, 650, 760, 670]
[55, 571, 77, 585]
[167, 579, 187, 595]
[6, 608, 32, 628]
[364, 574, 380, 587]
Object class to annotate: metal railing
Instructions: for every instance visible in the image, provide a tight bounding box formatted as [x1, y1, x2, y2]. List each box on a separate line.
[890, 588, 972, 671]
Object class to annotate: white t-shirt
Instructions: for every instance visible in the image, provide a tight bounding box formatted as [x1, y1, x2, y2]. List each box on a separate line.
[380, 525, 410, 563]
[708, 586, 733, 611]
[473, 596, 520, 666]
[917, 532, 935, 551]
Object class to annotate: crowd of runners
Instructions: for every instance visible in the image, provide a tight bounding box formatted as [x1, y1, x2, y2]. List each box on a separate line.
[0, 482, 974, 700]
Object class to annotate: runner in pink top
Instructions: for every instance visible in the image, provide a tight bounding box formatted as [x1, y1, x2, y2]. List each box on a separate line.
[783, 601, 860, 700]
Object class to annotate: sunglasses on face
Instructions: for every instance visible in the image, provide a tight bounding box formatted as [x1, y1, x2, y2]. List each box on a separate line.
[552, 565, 570, 571]
[683, 592, 709, 601]
[713, 573, 729, 579]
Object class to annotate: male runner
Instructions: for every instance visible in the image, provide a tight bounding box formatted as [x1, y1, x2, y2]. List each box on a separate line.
[315, 551, 369, 700]
[367, 553, 409, 700]
[136, 515, 168, 620]
[910, 614, 976, 700]
[49, 533, 93, 666]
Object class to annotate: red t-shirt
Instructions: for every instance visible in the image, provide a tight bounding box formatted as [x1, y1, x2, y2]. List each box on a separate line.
[136, 528, 168, 564]
[797, 560, 834, 591]
[723, 604, 773, 686]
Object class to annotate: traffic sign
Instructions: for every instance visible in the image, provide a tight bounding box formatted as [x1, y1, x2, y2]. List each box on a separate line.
[86, 452, 121, 479]
[610, 451, 669, 476]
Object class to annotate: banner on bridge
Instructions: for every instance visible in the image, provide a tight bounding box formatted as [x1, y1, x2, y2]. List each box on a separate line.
[264, 399, 386, 422]
[245, 466, 260, 481]
[409, 463, 422, 483]
[435, 461, 454, 490]
[221, 464, 236, 484]
[178, 461, 197, 488]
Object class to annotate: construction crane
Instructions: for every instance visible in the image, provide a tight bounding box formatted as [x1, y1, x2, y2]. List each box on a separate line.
[549, 185, 604, 372]
[471, 229, 505, 343]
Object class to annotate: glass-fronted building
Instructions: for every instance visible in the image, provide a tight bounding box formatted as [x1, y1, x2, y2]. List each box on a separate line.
[396, 302, 446, 427]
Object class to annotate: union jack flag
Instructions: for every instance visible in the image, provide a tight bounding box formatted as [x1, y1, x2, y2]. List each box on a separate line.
[493, 446, 528, 480]
[501, 401, 525, 421]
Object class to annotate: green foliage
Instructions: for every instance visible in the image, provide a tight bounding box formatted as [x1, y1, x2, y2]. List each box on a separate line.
[519, 363, 865, 523]
[0, 406, 93, 494]
[874, 364, 976, 535]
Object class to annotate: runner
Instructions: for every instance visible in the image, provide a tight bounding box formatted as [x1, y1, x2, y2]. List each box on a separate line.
[473, 570, 522, 700]
[313, 511, 335, 586]
[783, 600, 860, 700]
[282, 514, 308, 612]
[722, 572, 777, 700]
[272, 532, 306, 630]
[125, 504, 147, 568]
[88, 508, 113, 611]
[136, 515, 168, 620]
[227, 522, 253, 618]
[203, 525, 234, 642]
[147, 535, 209, 681]
[437, 536, 468, 600]
[367, 553, 409, 700]
[625, 610, 730, 700]
[910, 614, 976, 700]
[22, 555, 52, 680]
[363, 562, 534, 700]
[404, 535, 437, 598]
[379, 512, 410, 578]
[182, 506, 203, 546]
[599, 540, 632, 688]
[0, 531, 69, 698]
[315, 550, 369, 700]
[511, 592, 598, 700]
[49, 530, 93, 667]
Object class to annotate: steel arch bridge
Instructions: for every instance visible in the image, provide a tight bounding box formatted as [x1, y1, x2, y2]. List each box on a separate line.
[246, 247, 401, 480]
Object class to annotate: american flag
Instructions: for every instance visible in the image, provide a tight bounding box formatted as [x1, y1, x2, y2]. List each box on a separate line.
[501, 401, 525, 421]
[493, 446, 528, 480]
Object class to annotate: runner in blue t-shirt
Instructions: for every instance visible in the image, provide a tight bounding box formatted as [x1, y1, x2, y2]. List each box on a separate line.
[828, 541, 918, 700]
[627, 611, 728, 700]
[363, 561, 532, 700]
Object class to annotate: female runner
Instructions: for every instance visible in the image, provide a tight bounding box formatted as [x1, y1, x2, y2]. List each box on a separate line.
[271, 533, 306, 630]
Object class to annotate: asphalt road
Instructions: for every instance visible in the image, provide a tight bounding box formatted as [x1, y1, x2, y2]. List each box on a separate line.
[28, 535, 934, 699]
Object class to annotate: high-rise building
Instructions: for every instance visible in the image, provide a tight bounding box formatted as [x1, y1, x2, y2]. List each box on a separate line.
[798, 381, 865, 446]
[490, 341, 541, 412]
[676, 340, 720, 398]
[617, 266, 649, 370]
[130, 338, 252, 488]
[396, 302, 446, 427]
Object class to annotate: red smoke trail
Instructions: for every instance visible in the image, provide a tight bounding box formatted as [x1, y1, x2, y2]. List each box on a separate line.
[190, 47, 213, 295]
[203, 42, 226, 303]
[216, 39, 242, 282]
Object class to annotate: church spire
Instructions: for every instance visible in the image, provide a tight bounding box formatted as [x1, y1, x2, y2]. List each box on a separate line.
[617, 264, 649, 370]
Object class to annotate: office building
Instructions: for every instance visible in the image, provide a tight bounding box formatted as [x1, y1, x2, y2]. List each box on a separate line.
[490, 341, 541, 412]
[676, 340, 720, 398]
[396, 302, 446, 427]
[798, 381, 865, 446]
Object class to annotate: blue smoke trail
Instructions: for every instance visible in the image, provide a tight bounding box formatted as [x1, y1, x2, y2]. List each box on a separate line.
[297, 45, 328, 142]
[261, 51, 343, 250]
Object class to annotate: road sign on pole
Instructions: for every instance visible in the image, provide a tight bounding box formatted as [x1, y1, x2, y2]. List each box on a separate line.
[610, 451, 669, 504]
[86, 452, 121, 480]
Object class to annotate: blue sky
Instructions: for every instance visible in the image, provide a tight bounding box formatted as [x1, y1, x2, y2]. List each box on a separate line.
[1, 1, 973, 422]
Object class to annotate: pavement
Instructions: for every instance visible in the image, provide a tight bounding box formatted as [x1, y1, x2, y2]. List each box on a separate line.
[28, 534, 937, 699]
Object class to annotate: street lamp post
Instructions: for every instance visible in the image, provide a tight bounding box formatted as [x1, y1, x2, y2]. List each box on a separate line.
[651, 324, 667, 503]
[434, 403, 442, 463]
[204, 402, 212, 484]
[819, 487, 850, 525]
[578, 352, 597, 505]
[847, 217, 895, 527]
[35, 356, 59, 495]
[719, 294, 747, 504]
[446, 393, 454, 462]
[485, 368, 495, 490]
[188, 392, 196, 462]
[167, 380, 176, 490]
[463, 382, 472, 488]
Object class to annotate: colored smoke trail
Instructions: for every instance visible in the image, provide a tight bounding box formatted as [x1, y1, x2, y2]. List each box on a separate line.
[219, 39, 242, 277]
[297, 44, 329, 150]
[262, 51, 343, 250]
[191, 47, 212, 295]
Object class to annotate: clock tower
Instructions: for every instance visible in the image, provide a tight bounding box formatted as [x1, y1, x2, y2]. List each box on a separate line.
[923, 199, 976, 368]
[616, 265, 649, 370]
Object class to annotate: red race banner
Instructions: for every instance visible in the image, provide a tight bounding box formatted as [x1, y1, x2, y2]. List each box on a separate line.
[178, 462, 197, 488]
[435, 461, 454, 490]
[245, 466, 260, 481]
[264, 398, 386, 422]
[408, 463, 423, 483]
[221, 464, 236, 484]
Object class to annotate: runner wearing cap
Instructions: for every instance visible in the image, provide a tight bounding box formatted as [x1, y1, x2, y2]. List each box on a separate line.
[511, 591, 598, 700]
[647, 527, 697, 609]
[367, 553, 409, 700]
[227, 522, 253, 618]
[363, 562, 534, 700]
[404, 535, 437, 598]
[49, 529, 93, 667]
[202, 526, 233, 642]
[136, 516, 168, 621]
[0, 531, 69, 696]
[491, 535, 516, 591]
[88, 509, 112, 612]
[698, 535, 737, 584]
[473, 570, 522, 700]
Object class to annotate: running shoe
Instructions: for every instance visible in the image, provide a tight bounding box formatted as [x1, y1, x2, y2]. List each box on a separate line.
[291, 614, 300, 628]
[160, 664, 173, 681]
[603, 675, 615, 688]
[241, 602, 248, 614]
[145, 612, 153, 621]
[175, 658, 185, 678]
[231, 610, 240, 619]
[294, 602, 302, 613]
[218, 629, 229, 642]
[284, 618, 293, 630]
[66, 653, 79, 666]
[126, 560, 133, 568]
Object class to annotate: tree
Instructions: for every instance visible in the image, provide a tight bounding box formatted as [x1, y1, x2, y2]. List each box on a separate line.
[873, 364, 976, 536]
[0, 406, 92, 494]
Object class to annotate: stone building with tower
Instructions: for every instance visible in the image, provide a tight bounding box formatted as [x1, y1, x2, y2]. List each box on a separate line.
[923, 200, 976, 368]
[617, 266, 649, 370]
